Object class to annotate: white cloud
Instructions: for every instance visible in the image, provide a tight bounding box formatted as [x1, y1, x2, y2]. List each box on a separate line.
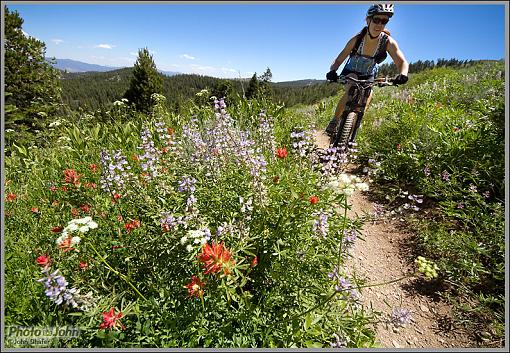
[52, 38, 64, 45]
[95, 44, 115, 49]
[180, 54, 196, 60]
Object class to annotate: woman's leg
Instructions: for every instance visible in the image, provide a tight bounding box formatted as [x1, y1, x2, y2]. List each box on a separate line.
[326, 86, 351, 135]
[326, 73, 358, 136]
[365, 89, 374, 110]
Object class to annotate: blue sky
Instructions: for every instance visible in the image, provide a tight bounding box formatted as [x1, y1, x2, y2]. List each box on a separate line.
[5, 2, 507, 82]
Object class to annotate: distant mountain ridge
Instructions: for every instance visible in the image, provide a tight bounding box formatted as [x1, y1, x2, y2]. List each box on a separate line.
[45, 58, 180, 76]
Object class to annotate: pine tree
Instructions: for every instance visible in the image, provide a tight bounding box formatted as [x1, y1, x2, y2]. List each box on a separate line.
[4, 6, 62, 134]
[245, 73, 260, 99]
[123, 48, 164, 113]
[258, 67, 273, 99]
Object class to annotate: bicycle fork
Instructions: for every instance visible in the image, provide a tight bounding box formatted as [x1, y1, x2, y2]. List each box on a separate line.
[335, 85, 371, 147]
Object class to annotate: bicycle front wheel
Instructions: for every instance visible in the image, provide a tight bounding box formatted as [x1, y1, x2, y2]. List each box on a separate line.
[336, 112, 357, 149]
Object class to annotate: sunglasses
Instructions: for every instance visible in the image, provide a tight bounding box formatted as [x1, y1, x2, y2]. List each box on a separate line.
[371, 17, 389, 25]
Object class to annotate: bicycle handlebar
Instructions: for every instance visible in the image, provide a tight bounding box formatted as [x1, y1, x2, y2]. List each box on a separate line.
[328, 75, 396, 87]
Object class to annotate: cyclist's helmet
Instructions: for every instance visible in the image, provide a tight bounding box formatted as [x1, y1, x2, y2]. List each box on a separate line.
[367, 3, 394, 18]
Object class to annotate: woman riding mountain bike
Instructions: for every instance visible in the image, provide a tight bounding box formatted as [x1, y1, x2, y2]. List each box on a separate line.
[325, 3, 409, 141]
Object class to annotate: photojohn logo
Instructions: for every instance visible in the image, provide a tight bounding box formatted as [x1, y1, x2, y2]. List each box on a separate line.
[5, 325, 81, 347]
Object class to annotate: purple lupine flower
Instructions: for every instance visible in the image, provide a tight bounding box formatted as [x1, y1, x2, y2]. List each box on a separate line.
[441, 170, 450, 181]
[423, 166, 431, 177]
[290, 129, 315, 158]
[214, 98, 227, 115]
[185, 194, 198, 216]
[457, 203, 465, 209]
[391, 308, 412, 327]
[37, 269, 79, 308]
[312, 210, 329, 238]
[330, 333, 347, 348]
[335, 277, 352, 292]
[160, 212, 187, 231]
[178, 176, 197, 193]
[343, 229, 357, 248]
[469, 184, 478, 193]
[138, 124, 159, 180]
[100, 149, 132, 196]
[317, 147, 349, 177]
[175, 99, 268, 196]
[482, 191, 490, 199]
[239, 196, 254, 213]
[259, 111, 276, 155]
[334, 276, 359, 300]
[328, 266, 339, 280]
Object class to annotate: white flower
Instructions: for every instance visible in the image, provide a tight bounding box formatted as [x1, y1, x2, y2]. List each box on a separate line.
[71, 236, 81, 245]
[88, 221, 98, 229]
[74, 216, 92, 224]
[186, 244, 194, 252]
[180, 236, 188, 245]
[56, 234, 68, 245]
[342, 187, 355, 196]
[355, 182, 369, 191]
[78, 226, 89, 233]
[188, 230, 205, 239]
[66, 223, 79, 232]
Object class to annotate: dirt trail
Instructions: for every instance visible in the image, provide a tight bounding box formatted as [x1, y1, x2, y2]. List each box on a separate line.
[313, 130, 475, 348]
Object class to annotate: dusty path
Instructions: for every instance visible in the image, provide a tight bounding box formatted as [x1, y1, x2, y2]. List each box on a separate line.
[313, 130, 475, 348]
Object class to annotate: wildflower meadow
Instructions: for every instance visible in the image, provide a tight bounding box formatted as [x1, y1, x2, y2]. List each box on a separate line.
[4, 60, 505, 348]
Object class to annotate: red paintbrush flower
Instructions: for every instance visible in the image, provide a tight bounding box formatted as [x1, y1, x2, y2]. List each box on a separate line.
[51, 226, 63, 233]
[198, 241, 235, 276]
[99, 307, 125, 331]
[124, 220, 141, 233]
[184, 275, 205, 298]
[58, 236, 76, 252]
[276, 147, 288, 159]
[71, 208, 79, 217]
[6, 193, 16, 202]
[309, 196, 319, 204]
[63, 169, 80, 186]
[79, 261, 88, 271]
[36, 255, 51, 268]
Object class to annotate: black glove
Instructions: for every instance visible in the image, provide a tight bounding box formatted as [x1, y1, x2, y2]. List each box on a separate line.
[393, 74, 408, 85]
[326, 70, 339, 82]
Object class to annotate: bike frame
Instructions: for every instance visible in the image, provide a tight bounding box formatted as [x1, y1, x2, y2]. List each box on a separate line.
[332, 76, 393, 148]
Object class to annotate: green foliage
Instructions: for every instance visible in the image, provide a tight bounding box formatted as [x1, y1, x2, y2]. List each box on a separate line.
[4, 5, 62, 147]
[356, 61, 505, 340]
[245, 73, 260, 100]
[4, 96, 386, 348]
[123, 48, 164, 114]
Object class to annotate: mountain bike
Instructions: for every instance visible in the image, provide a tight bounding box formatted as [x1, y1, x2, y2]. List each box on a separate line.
[328, 75, 396, 150]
